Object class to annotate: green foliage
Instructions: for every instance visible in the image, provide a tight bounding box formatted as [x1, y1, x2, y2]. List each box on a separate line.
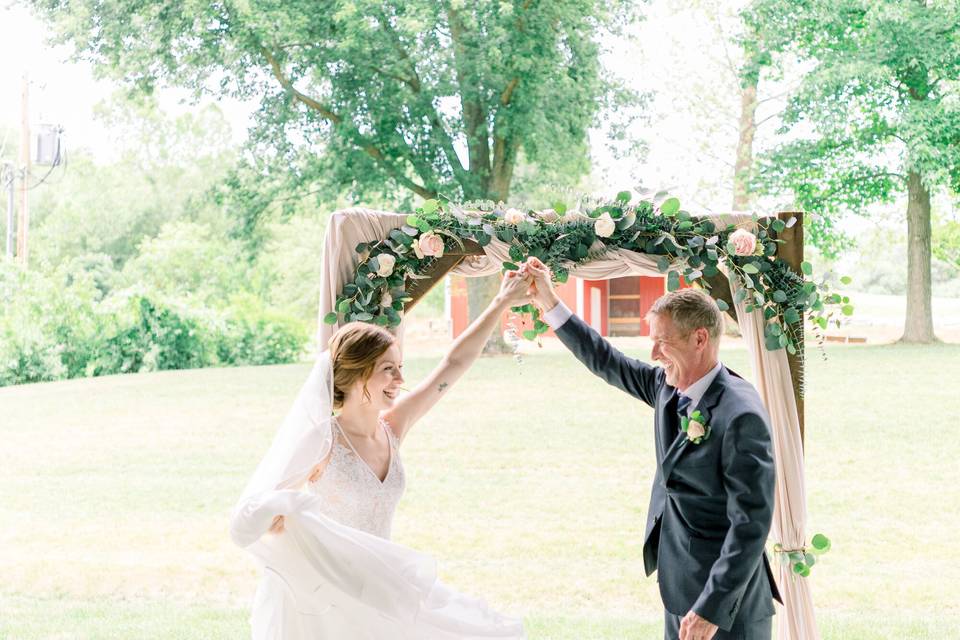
[120, 221, 249, 308]
[93, 296, 214, 374]
[30, 96, 236, 269]
[32, 0, 643, 209]
[0, 264, 308, 387]
[934, 215, 960, 269]
[746, 0, 960, 246]
[214, 296, 307, 366]
[0, 262, 97, 385]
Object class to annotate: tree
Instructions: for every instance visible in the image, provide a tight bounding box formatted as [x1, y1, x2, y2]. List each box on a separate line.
[31, 0, 643, 349]
[746, 0, 960, 343]
[29, 95, 236, 269]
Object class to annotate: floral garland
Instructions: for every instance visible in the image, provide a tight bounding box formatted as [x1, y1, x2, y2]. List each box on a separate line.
[324, 192, 851, 357]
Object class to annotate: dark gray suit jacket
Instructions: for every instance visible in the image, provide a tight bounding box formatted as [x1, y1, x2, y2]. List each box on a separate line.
[556, 313, 781, 631]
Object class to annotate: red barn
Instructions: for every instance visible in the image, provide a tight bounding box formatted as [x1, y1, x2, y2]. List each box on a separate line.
[447, 275, 682, 339]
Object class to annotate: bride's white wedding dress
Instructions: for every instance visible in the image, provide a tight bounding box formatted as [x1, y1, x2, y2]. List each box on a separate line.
[237, 407, 524, 640]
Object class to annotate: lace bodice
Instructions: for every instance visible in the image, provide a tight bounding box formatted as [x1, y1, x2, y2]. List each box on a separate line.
[305, 417, 405, 539]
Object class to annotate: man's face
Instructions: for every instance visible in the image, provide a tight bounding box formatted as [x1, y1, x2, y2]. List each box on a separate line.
[649, 313, 704, 391]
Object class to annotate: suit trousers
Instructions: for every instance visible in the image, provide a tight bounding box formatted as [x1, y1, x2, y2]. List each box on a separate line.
[664, 611, 772, 640]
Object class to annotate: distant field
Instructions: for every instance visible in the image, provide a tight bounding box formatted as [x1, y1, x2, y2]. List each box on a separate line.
[1, 339, 957, 639]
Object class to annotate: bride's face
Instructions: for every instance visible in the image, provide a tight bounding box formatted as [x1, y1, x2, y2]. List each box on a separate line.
[355, 345, 404, 409]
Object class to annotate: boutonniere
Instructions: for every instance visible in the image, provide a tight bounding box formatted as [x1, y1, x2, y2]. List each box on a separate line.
[681, 410, 711, 444]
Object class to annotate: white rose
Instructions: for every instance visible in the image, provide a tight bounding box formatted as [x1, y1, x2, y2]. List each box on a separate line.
[594, 212, 616, 238]
[376, 254, 396, 277]
[503, 208, 526, 225]
[381, 291, 393, 308]
[687, 419, 706, 440]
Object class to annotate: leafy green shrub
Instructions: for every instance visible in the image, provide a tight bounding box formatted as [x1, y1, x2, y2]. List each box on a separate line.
[89, 295, 215, 375]
[215, 296, 307, 366]
[0, 325, 66, 386]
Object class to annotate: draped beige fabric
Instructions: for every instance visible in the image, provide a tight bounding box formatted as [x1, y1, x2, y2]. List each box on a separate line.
[317, 208, 818, 640]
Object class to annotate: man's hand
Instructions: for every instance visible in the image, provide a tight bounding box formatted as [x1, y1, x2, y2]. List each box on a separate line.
[520, 257, 559, 311]
[679, 611, 718, 640]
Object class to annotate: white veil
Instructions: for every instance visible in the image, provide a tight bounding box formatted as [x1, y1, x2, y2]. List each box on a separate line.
[229, 351, 335, 548]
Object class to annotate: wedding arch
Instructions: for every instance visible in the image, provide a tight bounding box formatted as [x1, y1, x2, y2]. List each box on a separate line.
[315, 195, 842, 640]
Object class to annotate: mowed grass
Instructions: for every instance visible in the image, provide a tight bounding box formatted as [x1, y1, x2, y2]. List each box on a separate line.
[1, 340, 957, 639]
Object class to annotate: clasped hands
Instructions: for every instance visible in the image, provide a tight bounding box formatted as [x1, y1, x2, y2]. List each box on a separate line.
[499, 257, 560, 312]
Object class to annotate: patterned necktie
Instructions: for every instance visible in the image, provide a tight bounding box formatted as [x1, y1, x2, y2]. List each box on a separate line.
[677, 393, 692, 431]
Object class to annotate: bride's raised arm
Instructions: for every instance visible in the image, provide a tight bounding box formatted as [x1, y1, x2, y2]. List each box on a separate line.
[384, 270, 531, 440]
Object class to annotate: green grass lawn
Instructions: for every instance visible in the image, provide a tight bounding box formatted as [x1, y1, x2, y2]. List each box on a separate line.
[1, 340, 957, 639]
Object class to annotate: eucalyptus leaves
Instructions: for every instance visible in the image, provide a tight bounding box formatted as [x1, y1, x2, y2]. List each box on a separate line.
[325, 192, 850, 356]
[774, 533, 832, 578]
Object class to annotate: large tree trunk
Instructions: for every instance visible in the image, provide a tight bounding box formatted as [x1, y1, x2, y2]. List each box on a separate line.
[732, 81, 758, 210]
[901, 170, 937, 343]
[466, 274, 510, 353]
[463, 175, 518, 354]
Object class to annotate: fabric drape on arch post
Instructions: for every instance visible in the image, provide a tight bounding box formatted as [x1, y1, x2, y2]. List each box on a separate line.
[317, 208, 819, 640]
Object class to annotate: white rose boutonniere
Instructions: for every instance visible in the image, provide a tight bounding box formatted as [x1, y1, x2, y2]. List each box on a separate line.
[681, 409, 711, 445]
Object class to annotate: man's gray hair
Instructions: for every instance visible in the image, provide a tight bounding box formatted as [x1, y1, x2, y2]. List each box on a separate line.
[646, 287, 724, 340]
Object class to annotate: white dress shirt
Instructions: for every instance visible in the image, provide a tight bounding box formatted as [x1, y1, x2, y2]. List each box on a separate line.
[678, 361, 723, 416]
[542, 301, 574, 329]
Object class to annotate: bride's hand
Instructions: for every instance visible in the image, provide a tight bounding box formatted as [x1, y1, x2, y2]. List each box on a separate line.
[269, 515, 285, 534]
[496, 269, 532, 305]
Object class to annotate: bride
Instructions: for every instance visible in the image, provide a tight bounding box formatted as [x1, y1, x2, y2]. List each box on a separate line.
[230, 269, 530, 639]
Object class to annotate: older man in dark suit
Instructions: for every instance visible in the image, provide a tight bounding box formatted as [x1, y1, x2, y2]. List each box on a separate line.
[523, 258, 781, 640]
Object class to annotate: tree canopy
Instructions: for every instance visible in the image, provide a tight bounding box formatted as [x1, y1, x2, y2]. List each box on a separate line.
[33, 0, 641, 208]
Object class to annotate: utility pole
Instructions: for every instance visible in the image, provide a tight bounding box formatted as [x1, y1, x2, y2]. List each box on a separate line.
[4, 162, 14, 259]
[16, 73, 30, 268]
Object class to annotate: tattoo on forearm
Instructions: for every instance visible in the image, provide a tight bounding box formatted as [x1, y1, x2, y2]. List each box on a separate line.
[438, 382, 448, 393]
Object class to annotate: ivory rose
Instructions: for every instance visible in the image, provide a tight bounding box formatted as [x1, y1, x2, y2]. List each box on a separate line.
[375, 254, 396, 277]
[594, 212, 616, 238]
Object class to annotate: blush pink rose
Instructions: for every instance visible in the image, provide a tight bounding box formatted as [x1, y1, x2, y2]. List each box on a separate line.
[415, 231, 445, 258]
[503, 208, 526, 225]
[730, 229, 758, 256]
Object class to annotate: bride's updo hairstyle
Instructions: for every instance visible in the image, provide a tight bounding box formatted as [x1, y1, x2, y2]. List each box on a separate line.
[328, 322, 396, 409]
